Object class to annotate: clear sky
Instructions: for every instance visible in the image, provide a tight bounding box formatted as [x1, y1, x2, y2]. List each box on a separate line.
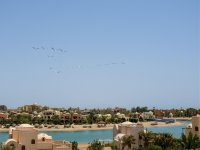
[0, 0, 199, 109]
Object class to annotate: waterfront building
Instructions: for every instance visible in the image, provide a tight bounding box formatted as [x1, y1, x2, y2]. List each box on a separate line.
[153, 109, 164, 118]
[153, 109, 176, 118]
[0, 112, 8, 119]
[72, 113, 82, 123]
[141, 111, 155, 120]
[61, 112, 71, 123]
[3, 124, 72, 150]
[113, 121, 144, 149]
[103, 114, 112, 119]
[116, 113, 126, 119]
[42, 109, 61, 120]
[129, 112, 140, 119]
[185, 115, 200, 138]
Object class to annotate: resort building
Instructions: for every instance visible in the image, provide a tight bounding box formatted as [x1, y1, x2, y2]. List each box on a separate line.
[185, 115, 200, 138]
[153, 109, 164, 118]
[42, 109, 61, 120]
[17, 104, 42, 113]
[0, 112, 8, 119]
[103, 114, 112, 119]
[72, 113, 82, 123]
[113, 121, 144, 149]
[3, 124, 72, 150]
[61, 112, 71, 123]
[141, 111, 155, 120]
[153, 109, 176, 118]
[129, 112, 140, 120]
[116, 113, 126, 119]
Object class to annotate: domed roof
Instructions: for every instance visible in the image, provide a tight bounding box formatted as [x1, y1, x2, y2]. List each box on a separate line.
[187, 123, 192, 128]
[4, 139, 17, 145]
[121, 121, 134, 125]
[38, 133, 52, 140]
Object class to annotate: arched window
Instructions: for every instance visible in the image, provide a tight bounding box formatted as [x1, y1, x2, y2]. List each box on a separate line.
[42, 137, 45, 141]
[10, 143, 15, 148]
[31, 139, 35, 144]
[22, 145, 25, 150]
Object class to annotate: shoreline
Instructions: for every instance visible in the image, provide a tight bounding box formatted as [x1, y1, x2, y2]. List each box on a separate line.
[0, 121, 187, 133]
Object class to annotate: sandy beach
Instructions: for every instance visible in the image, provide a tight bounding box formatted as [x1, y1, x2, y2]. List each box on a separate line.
[0, 121, 185, 133]
[78, 144, 89, 150]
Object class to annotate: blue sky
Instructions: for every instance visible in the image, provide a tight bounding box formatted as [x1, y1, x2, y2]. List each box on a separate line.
[0, 1, 199, 109]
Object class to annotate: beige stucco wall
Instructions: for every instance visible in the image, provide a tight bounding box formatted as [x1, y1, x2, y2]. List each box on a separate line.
[185, 128, 192, 137]
[113, 123, 144, 149]
[38, 142, 53, 150]
[192, 116, 200, 137]
[4, 125, 72, 150]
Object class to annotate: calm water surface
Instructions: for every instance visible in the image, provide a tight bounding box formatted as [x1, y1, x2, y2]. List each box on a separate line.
[0, 130, 112, 144]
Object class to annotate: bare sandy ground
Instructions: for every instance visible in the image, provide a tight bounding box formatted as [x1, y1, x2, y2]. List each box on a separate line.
[0, 121, 185, 133]
[78, 144, 88, 150]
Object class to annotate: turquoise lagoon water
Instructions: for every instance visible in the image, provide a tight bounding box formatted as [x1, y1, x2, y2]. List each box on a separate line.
[0, 122, 189, 144]
[0, 130, 112, 144]
[0, 132, 7, 144]
[147, 125, 186, 139]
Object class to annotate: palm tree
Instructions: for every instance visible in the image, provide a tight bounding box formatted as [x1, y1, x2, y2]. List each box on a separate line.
[71, 141, 79, 150]
[121, 135, 135, 150]
[181, 132, 200, 149]
[154, 133, 175, 149]
[139, 131, 154, 148]
[0, 145, 15, 150]
[87, 140, 103, 150]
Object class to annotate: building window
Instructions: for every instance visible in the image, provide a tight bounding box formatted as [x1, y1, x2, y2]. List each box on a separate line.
[42, 137, 45, 141]
[31, 139, 35, 144]
[10, 143, 15, 148]
[22, 145, 25, 150]
[195, 126, 199, 131]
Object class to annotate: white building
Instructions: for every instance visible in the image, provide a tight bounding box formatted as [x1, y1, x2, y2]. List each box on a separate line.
[141, 111, 155, 120]
[113, 121, 144, 149]
[3, 124, 72, 150]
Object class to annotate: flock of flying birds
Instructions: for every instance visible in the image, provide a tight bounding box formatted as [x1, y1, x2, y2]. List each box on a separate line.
[32, 46, 126, 75]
